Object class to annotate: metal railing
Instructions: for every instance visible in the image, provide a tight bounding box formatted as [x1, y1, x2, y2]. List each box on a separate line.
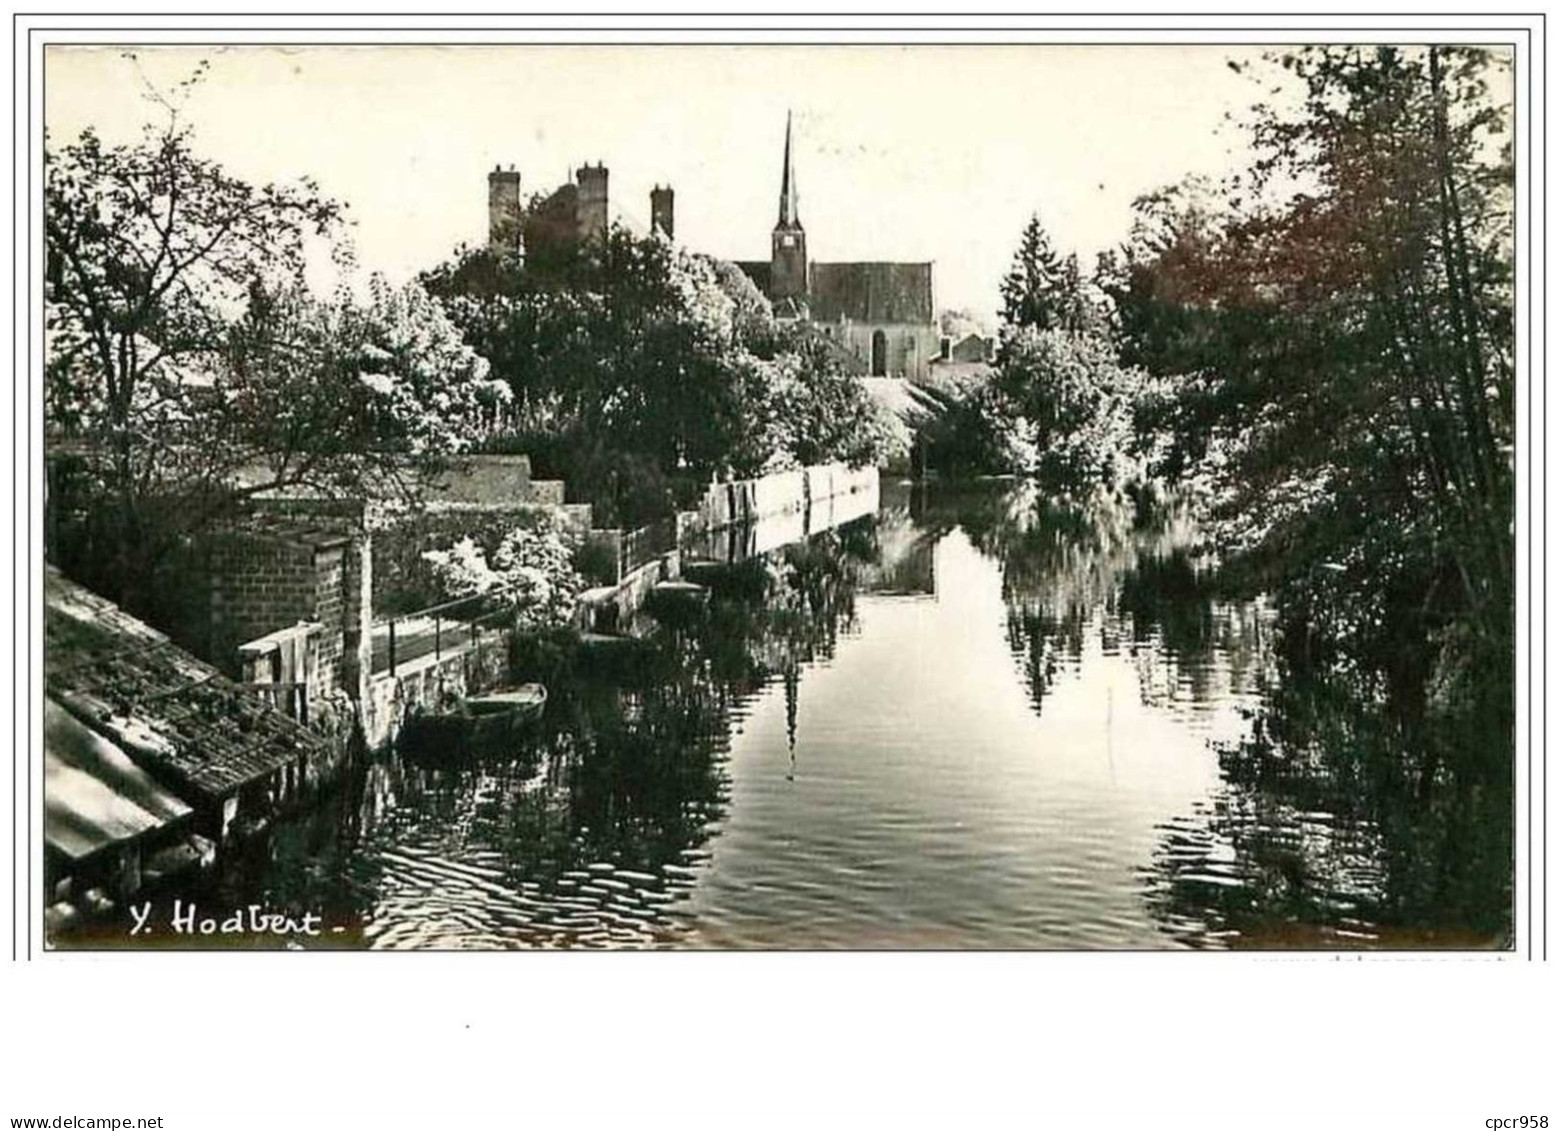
[618, 518, 678, 579]
[372, 586, 523, 677]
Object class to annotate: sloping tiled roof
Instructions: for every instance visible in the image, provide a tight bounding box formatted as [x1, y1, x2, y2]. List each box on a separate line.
[45, 698, 192, 861]
[809, 262, 934, 325]
[949, 333, 994, 363]
[734, 261, 772, 295]
[44, 568, 329, 804]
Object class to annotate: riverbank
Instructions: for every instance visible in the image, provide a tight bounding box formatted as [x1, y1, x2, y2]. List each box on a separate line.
[53, 478, 1510, 950]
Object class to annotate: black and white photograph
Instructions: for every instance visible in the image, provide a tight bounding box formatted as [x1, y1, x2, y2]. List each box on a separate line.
[5, 11, 1553, 1127]
[33, 36, 1524, 952]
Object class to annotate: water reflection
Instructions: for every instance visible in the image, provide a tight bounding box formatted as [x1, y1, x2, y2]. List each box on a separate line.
[189, 478, 1507, 949]
[679, 482, 1271, 947]
[1142, 674, 1513, 949]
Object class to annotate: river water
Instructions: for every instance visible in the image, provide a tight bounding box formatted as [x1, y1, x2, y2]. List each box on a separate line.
[200, 479, 1510, 950]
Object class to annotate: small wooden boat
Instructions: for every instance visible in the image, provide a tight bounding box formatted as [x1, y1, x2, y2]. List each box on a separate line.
[461, 684, 548, 751]
[399, 683, 547, 758]
[650, 580, 709, 603]
[464, 683, 548, 722]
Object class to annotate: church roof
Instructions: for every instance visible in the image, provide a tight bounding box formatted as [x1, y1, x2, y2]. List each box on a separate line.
[734, 261, 772, 294]
[809, 262, 934, 326]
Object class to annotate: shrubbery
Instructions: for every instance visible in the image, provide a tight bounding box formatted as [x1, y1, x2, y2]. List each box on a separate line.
[419, 513, 586, 631]
[424, 229, 892, 528]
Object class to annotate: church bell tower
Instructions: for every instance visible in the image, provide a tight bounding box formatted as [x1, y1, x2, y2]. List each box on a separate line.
[770, 112, 808, 306]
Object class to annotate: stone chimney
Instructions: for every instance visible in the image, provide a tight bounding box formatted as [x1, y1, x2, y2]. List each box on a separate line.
[650, 184, 675, 240]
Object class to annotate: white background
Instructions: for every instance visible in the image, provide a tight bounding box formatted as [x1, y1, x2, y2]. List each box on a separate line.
[4, 8, 1552, 1129]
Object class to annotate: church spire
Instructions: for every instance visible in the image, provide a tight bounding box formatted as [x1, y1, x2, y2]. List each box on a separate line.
[777, 111, 800, 229]
[770, 111, 808, 305]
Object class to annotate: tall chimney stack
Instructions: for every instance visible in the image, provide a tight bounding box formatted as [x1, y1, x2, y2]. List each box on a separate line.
[650, 184, 675, 240]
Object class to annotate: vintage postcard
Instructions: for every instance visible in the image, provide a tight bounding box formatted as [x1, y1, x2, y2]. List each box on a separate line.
[32, 37, 1523, 957]
[8, 13, 1552, 1131]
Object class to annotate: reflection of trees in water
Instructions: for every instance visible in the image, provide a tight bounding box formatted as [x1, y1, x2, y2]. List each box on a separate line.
[856, 512, 937, 596]
[254, 520, 880, 943]
[1116, 553, 1275, 712]
[512, 529, 870, 883]
[705, 527, 870, 682]
[931, 480, 1247, 718]
[948, 483, 1137, 715]
[539, 669, 731, 879]
[379, 632, 737, 891]
[231, 481, 1509, 948]
[1143, 671, 1512, 947]
[933, 482, 1508, 947]
[510, 529, 872, 886]
[1121, 554, 1511, 945]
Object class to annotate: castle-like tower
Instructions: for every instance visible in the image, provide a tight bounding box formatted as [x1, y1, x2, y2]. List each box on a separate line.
[486, 161, 618, 257]
[770, 112, 807, 304]
[575, 163, 609, 243]
[487, 165, 523, 251]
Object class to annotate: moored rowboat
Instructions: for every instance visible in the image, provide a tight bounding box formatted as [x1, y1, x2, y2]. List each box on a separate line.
[400, 683, 547, 757]
[464, 683, 548, 720]
[464, 683, 548, 749]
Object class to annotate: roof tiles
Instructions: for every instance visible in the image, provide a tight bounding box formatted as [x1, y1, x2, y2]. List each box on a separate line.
[45, 568, 329, 805]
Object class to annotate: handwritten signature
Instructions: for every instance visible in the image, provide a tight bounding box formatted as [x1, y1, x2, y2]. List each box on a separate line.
[128, 900, 336, 938]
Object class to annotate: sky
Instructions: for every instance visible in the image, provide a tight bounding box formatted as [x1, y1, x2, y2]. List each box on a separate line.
[45, 44, 1275, 324]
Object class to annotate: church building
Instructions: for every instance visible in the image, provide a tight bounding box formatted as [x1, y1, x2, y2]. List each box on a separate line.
[485, 114, 937, 382]
[735, 114, 938, 382]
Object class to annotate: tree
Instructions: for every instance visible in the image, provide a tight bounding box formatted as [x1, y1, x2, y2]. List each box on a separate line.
[45, 84, 503, 615]
[222, 276, 511, 496]
[999, 215, 1099, 335]
[43, 109, 333, 605]
[734, 329, 894, 474]
[1109, 46, 1514, 769]
[424, 226, 890, 525]
[958, 215, 1149, 488]
[993, 327, 1151, 491]
[920, 383, 1034, 479]
[420, 513, 585, 632]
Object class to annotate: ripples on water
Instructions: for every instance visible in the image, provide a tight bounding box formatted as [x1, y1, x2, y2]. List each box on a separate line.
[179, 479, 1506, 950]
[325, 702, 740, 950]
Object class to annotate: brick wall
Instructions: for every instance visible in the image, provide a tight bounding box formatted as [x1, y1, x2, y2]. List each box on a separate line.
[208, 535, 320, 669]
[208, 533, 364, 704]
[340, 534, 372, 702]
[311, 546, 346, 697]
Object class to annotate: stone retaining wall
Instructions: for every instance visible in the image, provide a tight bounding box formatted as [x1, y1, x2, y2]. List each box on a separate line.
[692, 463, 879, 533]
[359, 633, 510, 751]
